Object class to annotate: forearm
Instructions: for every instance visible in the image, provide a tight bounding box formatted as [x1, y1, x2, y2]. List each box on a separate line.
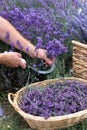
[0, 17, 54, 66]
[0, 16, 36, 58]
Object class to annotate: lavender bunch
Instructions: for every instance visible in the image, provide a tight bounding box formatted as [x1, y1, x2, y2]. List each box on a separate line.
[19, 79, 87, 119]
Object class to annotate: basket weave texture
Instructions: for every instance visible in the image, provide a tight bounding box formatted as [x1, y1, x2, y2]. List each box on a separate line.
[72, 40, 87, 80]
[8, 77, 87, 130]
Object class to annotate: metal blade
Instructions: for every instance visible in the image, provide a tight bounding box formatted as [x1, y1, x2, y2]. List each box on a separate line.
[28, 63, 55, 74]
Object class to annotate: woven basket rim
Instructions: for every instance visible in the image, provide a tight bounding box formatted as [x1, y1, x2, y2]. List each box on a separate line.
[13, 77, 87, 121]
[72, 40, 87, 49]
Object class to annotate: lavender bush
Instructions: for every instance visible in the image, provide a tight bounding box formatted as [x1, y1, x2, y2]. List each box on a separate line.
[0, 106, 4, 117]
[67, 1, 87, 44]
[19, 79, 87, 119]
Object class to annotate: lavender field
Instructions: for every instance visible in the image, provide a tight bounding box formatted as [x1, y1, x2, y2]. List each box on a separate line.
[0, 0, 87, 130]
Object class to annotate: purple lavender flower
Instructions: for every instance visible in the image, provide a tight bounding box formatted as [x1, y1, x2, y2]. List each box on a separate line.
[35, 37, 43, 49]
[0, 106, 4, 117]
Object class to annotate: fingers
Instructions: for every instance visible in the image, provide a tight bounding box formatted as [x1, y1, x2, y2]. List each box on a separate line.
[15, 52, 22, 58]
[12, 52, 26, 69]
[16, 52, 26, 69]
[42, 51, 55, 65]
[11, 52, 26, 69]
[44, 57, 55, 66]
[36, 49, 54, 65]
[51, 57, 55, 63]
[43, 56, 53, 65]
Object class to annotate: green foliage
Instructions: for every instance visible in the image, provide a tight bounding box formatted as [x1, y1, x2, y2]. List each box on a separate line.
[47, 52, 72, 79]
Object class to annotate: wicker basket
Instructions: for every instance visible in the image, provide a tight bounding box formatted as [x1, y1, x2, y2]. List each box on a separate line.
[72, 40, 87, 80]
[8, 77, 87, 130]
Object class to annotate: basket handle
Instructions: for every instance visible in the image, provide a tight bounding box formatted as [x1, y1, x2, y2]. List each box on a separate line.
[8, 93, 19, 112]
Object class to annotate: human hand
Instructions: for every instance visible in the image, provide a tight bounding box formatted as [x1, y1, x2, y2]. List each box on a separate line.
[35, 49, 55, 66]
[0, 52, 26, 69]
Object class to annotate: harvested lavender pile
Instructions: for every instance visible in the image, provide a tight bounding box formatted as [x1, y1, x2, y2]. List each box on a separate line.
[19, 80, 87, 119]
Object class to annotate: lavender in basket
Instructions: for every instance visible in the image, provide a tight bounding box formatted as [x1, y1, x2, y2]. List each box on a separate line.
[19, 80, 87, 119]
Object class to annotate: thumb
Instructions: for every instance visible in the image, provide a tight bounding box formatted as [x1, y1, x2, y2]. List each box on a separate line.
[19, 58, 26, 69]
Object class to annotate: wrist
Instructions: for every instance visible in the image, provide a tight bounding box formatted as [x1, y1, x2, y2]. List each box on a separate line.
[28, 46, 38, 58]
[33, 49, 38, 58]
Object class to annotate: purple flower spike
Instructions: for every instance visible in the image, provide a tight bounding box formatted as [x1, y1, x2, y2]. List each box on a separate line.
[0, 106, 4, 117]
[35, 37, 43, 50]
